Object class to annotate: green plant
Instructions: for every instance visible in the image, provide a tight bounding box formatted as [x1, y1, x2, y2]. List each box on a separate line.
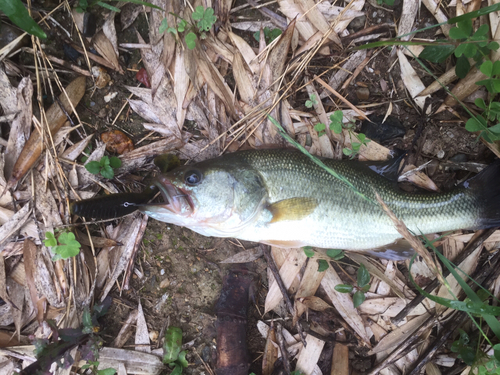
[28, 299, 114, 375]
[85, 156, 122, 179]
[326, 249, 345, 260]
[465, 61, 500, 142]
[0, 0, 47, 38]
[335, 263, 371, 308]
[477, 346, 500, 375]
[358, 4, 500, 145]
[312, 110, 370, 158]
[81, 144, 93, 163]
[159, 6, 217, 50]
[303, 247, 345, 272]
[253, 27, 283, 44]
[75, 0, 162, 13]
[451, 329, 477, 365]
[44, 231, 82, 261]
[420, 19, 499, 79]
[163, 327, 189, 374]
[305, 94, 318, 108]
[450, 332, 500, 373]
[376, 0, 394, 6]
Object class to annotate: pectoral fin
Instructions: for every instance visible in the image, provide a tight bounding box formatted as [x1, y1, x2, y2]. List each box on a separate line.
[268, 197, 318, 223]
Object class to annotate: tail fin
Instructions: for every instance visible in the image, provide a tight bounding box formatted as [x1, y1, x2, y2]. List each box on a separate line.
[465, 160, 500, 228]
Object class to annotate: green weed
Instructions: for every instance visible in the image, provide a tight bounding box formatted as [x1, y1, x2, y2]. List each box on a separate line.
[159, 6, 217, 50]
[0, 0, 46, 38]
[75, 0, 162, 13]
[253, 27, 283, 44]
[85, 155, 122, 179]
[44, 231, 82, 261]
[335, 263, 371, 308]
[30, 299, 115, 374]
[303, 247, 345, 272]
[163, 327, 189, 374]
[310, 108, 370, 158]
[359, 4, 500, 145]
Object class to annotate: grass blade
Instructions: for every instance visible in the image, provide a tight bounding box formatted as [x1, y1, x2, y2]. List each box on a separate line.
[0, 0, 47, 39]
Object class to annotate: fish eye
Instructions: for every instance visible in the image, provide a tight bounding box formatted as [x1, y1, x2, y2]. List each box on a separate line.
[184, 170, 202, 186]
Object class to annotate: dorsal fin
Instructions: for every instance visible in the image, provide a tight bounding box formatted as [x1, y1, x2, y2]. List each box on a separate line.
[366, 149, 407, 181]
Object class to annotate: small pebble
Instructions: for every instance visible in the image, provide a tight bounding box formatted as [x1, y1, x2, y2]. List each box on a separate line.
[356, 87, 370, 101]
[91, 66, 111, 89]
[437, 150, 445, 159]
[160, 278, 170, 288]
[104, 92, 118, 103]
[160, 269, 165, 276]
[450, 153, 467, 163]
[149, 331, 159, 342]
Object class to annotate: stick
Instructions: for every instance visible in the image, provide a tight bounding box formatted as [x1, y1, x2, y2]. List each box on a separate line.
[262, 245, 307, 347]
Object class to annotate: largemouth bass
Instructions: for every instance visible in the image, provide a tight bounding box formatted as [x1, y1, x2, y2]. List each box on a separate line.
[137, 149, 500, 259]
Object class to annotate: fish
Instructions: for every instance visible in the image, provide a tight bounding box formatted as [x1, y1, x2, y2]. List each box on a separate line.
[136, 149, 500, 259]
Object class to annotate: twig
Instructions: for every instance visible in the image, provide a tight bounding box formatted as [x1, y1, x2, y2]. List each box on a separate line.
[276, 323, 291, 375]
[340, 24, 392, 44]
[122, 214, 149, 290]
[391, 227, 498, 324]
[261, 245, 307, 347]
[21, 47, 92, 77]
[367, 314, 437, 375]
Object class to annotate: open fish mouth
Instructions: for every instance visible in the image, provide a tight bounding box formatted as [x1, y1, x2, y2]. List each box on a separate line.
[153, 176, 194, 215]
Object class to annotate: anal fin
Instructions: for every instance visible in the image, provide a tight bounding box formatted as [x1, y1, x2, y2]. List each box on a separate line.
[362, 238, 415, 260]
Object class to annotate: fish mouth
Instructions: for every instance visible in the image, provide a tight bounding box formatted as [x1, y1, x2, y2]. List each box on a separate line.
[153, 176, 194, 215]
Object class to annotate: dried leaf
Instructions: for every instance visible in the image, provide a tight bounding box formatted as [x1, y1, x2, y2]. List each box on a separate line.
[2, 75, 32, 181]
[7, 76, 86, 190]
[397, 49, 430, 111]
[22, 239, 40, 319]
[295, 334, 325, 375]
[268, 19, 297, 89]
[113, 309, 138, 348]
[60, 134, 94, 162]
[299, 296, 332, 311]
[262, 325, 278, 375]
[120, 3, 142, 30]
[0, 204, 30, 247]
[194, 48, 236, 119]
[321, 267, 370, 344]
[220, 247, 263, 263]
[93, 31, 123, 73]
[172, 44, 189, 129]
[103, 11, 119, 57]
[100, 215, 144, 301]
[135, 301, 151, 352]
[265, 248, 308, 313]
[368, 313, 432, 355]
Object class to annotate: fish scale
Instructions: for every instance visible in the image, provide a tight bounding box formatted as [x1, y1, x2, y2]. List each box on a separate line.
[139, 149, 499, 259]
[232, 149, 478, 250]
